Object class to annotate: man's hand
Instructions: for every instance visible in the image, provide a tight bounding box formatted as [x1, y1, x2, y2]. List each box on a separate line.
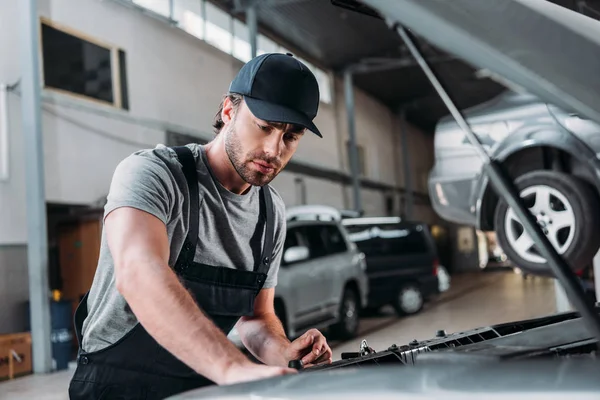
[283, 329, 332, 367]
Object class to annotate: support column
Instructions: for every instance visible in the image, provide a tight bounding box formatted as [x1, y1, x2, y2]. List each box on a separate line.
[246, 2, 258, 58]
[19, 0, 53, 373]
[343, 69, 362, 213]
[399, 108, 414, 218]
[594, 250, 600, 305]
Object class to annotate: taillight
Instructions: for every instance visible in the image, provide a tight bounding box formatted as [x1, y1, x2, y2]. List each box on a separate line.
[433, 258, 439, 276]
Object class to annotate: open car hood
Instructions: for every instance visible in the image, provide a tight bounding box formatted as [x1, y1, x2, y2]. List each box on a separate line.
[361, 0, 600, 124]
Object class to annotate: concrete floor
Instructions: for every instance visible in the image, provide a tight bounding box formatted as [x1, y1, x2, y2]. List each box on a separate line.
[0, 269, 557, 400]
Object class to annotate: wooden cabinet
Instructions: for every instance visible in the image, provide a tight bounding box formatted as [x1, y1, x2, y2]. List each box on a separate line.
[58, 218, 102, 302]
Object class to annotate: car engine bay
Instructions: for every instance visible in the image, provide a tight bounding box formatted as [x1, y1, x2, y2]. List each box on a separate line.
[296, 307, 599, 372]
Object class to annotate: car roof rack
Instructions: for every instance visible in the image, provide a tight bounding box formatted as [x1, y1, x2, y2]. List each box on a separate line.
[286, 205, 342, 222]
[341, 216, 402, 225]
[286, 205, 364, 222]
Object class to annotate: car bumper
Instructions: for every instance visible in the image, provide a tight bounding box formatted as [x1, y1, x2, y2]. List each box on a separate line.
[428, 173, 478, 227]
[419, 275, 440, 298]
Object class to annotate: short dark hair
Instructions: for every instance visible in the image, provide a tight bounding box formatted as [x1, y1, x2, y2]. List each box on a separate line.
[212, 93, 243, 135]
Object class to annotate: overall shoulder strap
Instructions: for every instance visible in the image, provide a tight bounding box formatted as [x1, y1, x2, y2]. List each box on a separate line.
[172, 146, 199, 271]
[257, 185, 275, 275]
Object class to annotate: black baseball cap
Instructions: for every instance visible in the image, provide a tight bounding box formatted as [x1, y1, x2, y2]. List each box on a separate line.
[229, 53, 322, 138]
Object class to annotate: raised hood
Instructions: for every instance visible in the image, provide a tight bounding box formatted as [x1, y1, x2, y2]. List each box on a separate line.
[360, 0, 600, 124]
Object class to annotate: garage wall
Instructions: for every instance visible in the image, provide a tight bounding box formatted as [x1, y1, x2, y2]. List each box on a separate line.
[0, 0, 439, 333]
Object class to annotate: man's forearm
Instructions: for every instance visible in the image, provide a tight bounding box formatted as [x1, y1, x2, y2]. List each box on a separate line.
[117, 260, 251, 384]
[237, 314, 291, 367]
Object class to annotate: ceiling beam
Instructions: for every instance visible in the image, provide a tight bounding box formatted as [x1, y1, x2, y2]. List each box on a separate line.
[347, 55, 454, 74]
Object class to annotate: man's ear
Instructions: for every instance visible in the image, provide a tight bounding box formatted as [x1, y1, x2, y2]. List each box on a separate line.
[222, 96, 236, 125]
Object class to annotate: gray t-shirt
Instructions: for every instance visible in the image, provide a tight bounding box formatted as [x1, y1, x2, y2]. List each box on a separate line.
[81, 143, 286, 353]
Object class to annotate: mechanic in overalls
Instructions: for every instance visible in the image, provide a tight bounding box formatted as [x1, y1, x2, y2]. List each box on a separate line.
[68, 53, 333, 400]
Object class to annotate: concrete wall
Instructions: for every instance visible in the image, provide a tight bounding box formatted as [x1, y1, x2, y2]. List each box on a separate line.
[0, 0, 439, 333]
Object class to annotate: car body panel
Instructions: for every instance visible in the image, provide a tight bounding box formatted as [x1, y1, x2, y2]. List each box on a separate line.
[429, 90, 600, 229]
[168, 359, 600, 399]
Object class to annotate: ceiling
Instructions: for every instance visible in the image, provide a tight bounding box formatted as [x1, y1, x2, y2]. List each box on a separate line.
[214, 0, 600, 132]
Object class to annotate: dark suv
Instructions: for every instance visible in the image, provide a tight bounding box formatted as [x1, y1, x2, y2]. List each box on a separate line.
[341, 217, 440, 316]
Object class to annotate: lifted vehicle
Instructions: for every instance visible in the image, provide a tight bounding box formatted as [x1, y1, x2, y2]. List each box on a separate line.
[429, 90, 600, 272]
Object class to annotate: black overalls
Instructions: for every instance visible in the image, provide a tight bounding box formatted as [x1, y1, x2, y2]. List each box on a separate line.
[68, 146, 275, 400]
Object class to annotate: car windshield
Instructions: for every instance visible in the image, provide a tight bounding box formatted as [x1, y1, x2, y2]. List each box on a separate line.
[344, 223, 430, 256]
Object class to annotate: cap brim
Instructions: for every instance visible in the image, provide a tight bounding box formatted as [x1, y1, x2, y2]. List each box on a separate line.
[243, 96, 322, 138]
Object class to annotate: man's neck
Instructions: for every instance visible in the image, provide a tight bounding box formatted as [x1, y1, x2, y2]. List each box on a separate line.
[203, 139, 251, 195]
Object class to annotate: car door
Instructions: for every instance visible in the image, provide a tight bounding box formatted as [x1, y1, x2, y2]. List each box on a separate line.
[291, 224, 334, 327]
[319, 224, 351, 317]
[281, 226, 324, 329]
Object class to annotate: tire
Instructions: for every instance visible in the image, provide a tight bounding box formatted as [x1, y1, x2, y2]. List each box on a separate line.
[494, 170, 600, 276]
[393, 284, 424, 316]
[331, 287, 360, 340]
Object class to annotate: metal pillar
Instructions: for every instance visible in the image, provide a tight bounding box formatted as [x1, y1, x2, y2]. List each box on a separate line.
[246, 2, 258, 58]
[343, 69, 362, 213]
[399, 108, 413, 218]
[19, 0, 53, 373]
[594, 250, 600, 305]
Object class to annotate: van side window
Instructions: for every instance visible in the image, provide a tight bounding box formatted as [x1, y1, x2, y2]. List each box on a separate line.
[345, 224, 430, 256]
[324, 225, 348, 254]
[298, 225, 329, 260]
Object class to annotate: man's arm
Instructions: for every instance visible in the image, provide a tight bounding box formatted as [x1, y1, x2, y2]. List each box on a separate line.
[235, 288, 291, 367]
[107, 207, 293, 384]
[236, 288, 333, 367]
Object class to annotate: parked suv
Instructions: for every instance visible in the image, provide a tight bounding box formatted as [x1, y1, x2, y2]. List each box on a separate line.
[429, 90, 600, 274]
[341, 217, 440, 316]
[228, 206, 369, 347]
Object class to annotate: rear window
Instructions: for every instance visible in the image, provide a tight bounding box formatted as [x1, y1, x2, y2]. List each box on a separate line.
[344, 223, 431, 256]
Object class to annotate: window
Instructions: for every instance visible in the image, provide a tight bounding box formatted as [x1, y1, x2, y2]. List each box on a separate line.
[344, 223, 431, 257]
[204, 1, 233, 54]
[298, 225, 329, 260]
[133, 0, 170, 18]
[126, 0, 333, 104]
[41, 19, 129, 110]
[323, 225, 348, 254]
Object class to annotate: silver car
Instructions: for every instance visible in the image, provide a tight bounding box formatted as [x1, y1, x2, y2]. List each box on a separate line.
[229, 205, 369, 347]
[429, 90, 600, 274]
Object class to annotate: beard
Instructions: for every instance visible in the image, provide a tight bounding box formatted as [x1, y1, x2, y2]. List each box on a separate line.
[224, 123, 283, 187]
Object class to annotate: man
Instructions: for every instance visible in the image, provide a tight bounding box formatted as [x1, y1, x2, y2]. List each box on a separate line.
[69, 53, 333, 400]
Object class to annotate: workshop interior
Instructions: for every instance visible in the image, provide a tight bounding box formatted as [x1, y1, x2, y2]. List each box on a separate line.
[1, 0, 600, 399]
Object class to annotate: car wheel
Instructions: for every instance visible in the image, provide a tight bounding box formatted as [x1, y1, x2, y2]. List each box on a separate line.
[393, 284, 424, 316]
[331, 287, 360, 340]
[437, 265, 451, 293]
[494, 170, 600, 276]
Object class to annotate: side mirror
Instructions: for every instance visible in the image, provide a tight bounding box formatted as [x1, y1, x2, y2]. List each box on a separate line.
[283, 246, 310, 265]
